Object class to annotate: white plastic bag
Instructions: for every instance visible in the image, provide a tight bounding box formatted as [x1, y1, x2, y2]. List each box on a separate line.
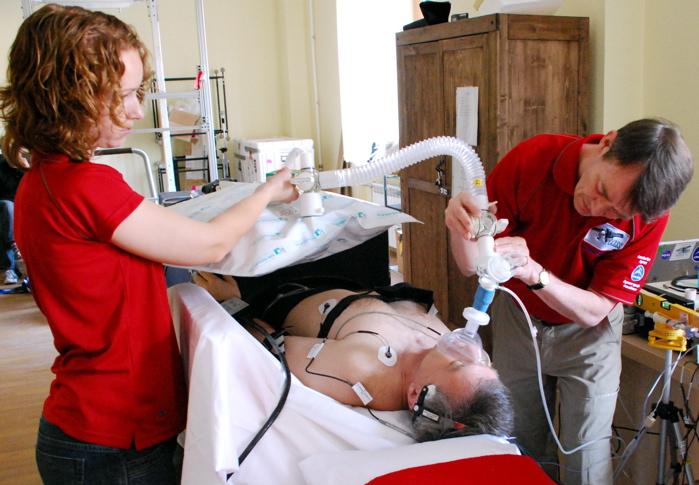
[475, 0, 563, 16]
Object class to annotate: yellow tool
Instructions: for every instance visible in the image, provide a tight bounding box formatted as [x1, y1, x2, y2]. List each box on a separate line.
[634, 289, 699, 351]
[647, 322, 687, 351]
[635, 289, 699, 327]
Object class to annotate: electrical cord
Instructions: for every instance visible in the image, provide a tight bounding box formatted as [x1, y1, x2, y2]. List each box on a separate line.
[502, 283, 689, 478]
[614, 345, 690, 478]
[678, 357, 699, 483]
[615, 340, 699, 482]
[670, 274, 699, 291]
[235, 321, 292, 468]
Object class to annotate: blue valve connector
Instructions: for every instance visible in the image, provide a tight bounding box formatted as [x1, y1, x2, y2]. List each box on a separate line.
[473, 285, 496, 313]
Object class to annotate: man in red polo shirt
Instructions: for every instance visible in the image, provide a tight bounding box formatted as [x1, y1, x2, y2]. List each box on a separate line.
[445, 118, 694, 485]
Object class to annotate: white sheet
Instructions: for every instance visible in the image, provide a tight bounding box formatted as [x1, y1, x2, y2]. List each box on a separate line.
[167, 183, 419, 276]
[169, 283, 414, 485]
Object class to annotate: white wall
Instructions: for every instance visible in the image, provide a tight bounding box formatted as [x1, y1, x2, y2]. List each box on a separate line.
[643, 0, 699, 240]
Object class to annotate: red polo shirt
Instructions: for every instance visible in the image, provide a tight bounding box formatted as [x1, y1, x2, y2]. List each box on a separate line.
[15, 154, 187, 449]
[488, 134, 667, 323]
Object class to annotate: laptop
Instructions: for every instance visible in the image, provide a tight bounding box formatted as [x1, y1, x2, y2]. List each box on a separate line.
[646, 238, 699, 283]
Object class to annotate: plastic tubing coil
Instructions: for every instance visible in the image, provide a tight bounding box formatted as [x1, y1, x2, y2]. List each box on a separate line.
[317, 136, 489, 209]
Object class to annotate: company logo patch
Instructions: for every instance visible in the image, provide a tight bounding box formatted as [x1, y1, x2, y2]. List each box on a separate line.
[631, 265, 645, 282]
[694, 246, 699, 262]
[584, 223, 630, 252]
[661, 250, 672, 260]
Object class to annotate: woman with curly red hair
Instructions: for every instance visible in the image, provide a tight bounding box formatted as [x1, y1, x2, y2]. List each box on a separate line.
[0, 5, 297, 483]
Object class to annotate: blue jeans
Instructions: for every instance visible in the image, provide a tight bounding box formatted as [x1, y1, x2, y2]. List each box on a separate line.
[36, 416, 180, 485]
[0, 200, 14, 272]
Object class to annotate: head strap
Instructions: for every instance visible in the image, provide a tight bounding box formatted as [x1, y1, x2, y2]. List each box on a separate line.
[412, 385, 464, 430]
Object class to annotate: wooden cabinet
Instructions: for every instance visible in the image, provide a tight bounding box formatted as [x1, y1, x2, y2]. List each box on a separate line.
[396, 14, 589, 335]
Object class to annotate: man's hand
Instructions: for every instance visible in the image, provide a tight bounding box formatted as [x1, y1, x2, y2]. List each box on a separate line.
[493, 236, 542, 286]
[192, 271, 241, 302]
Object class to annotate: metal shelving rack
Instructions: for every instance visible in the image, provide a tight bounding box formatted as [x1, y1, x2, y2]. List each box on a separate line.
[21, 0, 221, 193]
[152, 69, 230, 192]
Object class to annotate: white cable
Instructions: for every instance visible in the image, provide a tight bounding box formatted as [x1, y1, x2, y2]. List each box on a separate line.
[616, 346, 693, 481]
[639, 346, 689, 437]
[497, 286, 625, 459]
[614, 358, 670, 475]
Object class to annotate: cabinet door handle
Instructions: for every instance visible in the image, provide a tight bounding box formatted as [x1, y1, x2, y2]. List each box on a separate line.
[435, 160, 448, 195]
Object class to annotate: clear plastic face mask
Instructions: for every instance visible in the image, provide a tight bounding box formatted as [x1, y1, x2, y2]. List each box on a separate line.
[436, 329, 492, 367]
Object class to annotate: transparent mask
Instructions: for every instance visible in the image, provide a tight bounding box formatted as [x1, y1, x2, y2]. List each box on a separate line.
[436, 327, 491, 367]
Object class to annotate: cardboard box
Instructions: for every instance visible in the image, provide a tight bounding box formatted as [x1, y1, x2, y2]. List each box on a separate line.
[395, 227, 404, 276]
[169, 108, 200, 141]
[233, 137, 314, 182]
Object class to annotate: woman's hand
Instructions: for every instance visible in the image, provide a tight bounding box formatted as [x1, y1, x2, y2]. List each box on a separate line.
[445, 192, 487, 240]
[444, 192, 497, 240]
[258, 168, 299, 204]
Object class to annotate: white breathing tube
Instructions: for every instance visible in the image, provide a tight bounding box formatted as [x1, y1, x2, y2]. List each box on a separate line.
[319, 136, 489, 209]
[287, 136, 491, 217]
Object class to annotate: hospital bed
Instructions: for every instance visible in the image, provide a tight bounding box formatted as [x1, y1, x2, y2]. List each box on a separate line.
[169, 275, 555, 483]
[167, 186, 554, 484]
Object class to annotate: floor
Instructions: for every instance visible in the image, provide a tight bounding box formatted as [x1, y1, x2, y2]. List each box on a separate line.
[0, 275, 54, 485]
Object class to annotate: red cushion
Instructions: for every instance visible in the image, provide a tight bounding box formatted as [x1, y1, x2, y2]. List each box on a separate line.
[366, 454, 555, 485]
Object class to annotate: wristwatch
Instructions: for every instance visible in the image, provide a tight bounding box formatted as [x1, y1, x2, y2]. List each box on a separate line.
[526, 268, 551, 290]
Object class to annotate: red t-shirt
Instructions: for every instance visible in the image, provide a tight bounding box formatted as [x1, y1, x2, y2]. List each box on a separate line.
[15, 154, 187, 449]
[488, 134, 667, 323]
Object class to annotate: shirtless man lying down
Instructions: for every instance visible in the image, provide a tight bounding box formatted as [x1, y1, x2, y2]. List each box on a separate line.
[194, 271, 514, 442]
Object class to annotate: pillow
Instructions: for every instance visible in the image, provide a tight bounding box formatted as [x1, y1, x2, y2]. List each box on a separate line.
[365, 454, 556, 485]
[299, 434, 521, 485]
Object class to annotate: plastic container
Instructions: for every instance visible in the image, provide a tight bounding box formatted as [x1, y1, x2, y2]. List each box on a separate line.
[475, 0, 563, 16]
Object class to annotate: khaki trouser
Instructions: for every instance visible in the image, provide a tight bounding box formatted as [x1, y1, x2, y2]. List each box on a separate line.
[491, 293, 624, 485]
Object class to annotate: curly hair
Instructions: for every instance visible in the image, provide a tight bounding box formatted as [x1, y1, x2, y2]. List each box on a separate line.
[603, 118, 694, 223]
[412, 379, 514, 443]
[0, 4, 150, 166]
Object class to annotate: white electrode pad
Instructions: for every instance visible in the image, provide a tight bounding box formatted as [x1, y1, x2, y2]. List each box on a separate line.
[318, 299, 338, 315]
[378, 346, 397, 366]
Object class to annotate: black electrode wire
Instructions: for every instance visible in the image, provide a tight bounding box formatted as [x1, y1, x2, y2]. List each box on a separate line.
[303, 339, 413, 438]
[303, 339, 354, 387]
[678, 360, 699, 476]
[235, 321, 292, 469]
[331, 310, 441, 341]
[681, 361, 699, 426]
